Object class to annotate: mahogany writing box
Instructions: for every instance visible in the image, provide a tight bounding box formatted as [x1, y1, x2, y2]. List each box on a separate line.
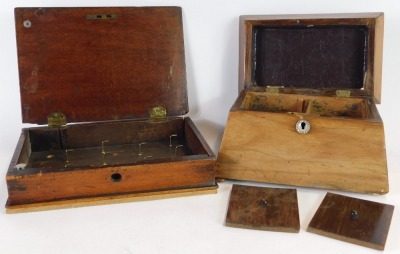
[6, 7, 217, 213]
[217, 13, 388, 194]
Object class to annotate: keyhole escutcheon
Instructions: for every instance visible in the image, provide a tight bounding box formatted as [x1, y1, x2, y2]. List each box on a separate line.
[295, 119, 311, 134]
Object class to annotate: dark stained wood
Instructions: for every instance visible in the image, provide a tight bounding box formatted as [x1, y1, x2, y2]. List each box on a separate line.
[7, 117, 216, 206]
[307, 192, 394, 250]
[7, 158, 216, 206]
[238, 13, 384, 103]
[15, 7, 188, 124]
[225, 185, 300, 233]
[11, 129, 31, 166]
[60, 117, 186, 149]
[29, 127, 62, 152]
[7, 7, 216, 211]
[184, 117, 214, 155]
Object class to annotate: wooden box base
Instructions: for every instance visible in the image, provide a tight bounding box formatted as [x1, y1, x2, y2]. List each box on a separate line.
[217, 91, 388, 194]
[6, 185, 218, 214]
[6, 117, 217, 209]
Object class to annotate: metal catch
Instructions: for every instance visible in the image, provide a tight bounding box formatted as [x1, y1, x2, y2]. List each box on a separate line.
[336, 90, 351, 98]
[265, 86, 284, 93]
[48, 112, 66, 127]
[150, 106, 167, 121]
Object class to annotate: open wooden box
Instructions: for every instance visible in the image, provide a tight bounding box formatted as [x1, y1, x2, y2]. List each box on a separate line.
[6, 7, 217, 213]
[217, 13, 388, 194]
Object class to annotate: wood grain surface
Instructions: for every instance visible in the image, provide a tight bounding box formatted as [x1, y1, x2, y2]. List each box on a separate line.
[217, 97, 388, 194]
[7, 117, 216, 206]
[7, 7, 217, 211]
[307, 192, 395, 250]
[6, 185, 218, 214]
[15, 7, 188, 124]
[218, 13, 387, 194]
[225, 184, 299, 233]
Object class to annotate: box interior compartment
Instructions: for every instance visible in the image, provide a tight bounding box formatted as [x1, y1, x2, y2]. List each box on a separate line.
[239, 91, 375, 119]
[13, 118, 209, 173]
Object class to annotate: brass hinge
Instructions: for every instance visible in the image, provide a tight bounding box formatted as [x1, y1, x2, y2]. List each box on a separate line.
[336, 90, 351, 98]
[265, 85, 284, 93]
[150, 106, 167, 121]
[47, 112, 66, 127]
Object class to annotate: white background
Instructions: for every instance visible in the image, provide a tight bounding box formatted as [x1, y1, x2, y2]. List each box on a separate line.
[1, 0, 399, 253]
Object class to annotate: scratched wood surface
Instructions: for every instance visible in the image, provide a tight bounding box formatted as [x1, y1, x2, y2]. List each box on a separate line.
[307, 192, 395, 250]
[217, 104, 388, 194]
[15, 7, 188, 124]
[7, 117, 216, 207]
[225, 185, 300, 233]
[7, 7, 216, 211]
[217, 13, 387, 194]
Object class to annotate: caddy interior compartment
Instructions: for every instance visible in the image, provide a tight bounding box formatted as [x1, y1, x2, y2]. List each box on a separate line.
[238, 91, 374, 119]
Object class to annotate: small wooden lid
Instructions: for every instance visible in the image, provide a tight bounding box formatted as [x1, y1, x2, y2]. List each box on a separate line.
[15, 7, 188, 124]
[239, 13, 384, 103]
[307, 192, 394, 250]
[225, 184, 300, 233]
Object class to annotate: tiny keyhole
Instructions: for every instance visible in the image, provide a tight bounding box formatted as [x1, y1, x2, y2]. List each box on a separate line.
[111, 173, 122, 182]
[260, 199, 268, 206]
[301, 122, 306, 130]
[350, 210, 359, 221]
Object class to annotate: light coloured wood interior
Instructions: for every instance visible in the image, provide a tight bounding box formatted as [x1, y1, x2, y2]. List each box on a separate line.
[218, 90, 388, 194]
[239, 92, 373, 119]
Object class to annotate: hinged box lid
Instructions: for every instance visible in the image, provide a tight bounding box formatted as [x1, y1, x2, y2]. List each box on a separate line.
[239, 13, 384, 103]
[15, 7, 188, 124]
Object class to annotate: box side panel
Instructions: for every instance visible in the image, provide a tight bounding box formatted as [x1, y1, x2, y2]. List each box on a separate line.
[217, 110, 388, 194]
[61, 117, 185, 149]
[7, 159, 215, 205]
[373, 13, 384, 103]
[8, 129, 30, 171]
[184, 117, 215, 156]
